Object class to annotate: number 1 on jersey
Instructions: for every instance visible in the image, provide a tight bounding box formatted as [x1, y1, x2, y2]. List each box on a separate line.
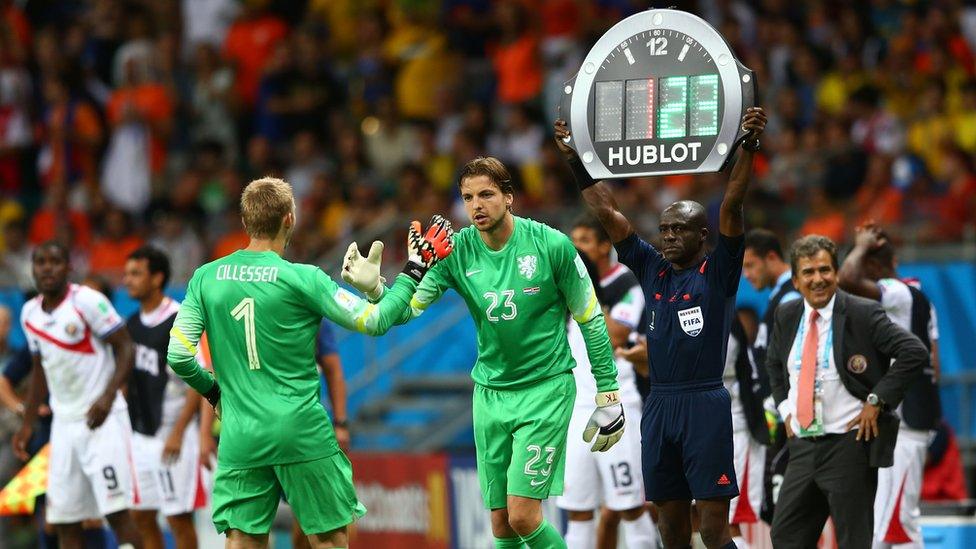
[231, 297, 261, 370]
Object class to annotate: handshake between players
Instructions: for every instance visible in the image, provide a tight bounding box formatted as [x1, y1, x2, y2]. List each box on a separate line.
[341, 214, 626, 455]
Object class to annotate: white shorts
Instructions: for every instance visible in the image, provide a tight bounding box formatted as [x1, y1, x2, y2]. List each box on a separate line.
[47, 410, 136, 524]
[873, 427, 931, 549]
[558, 401, 645, 512]
[131, 422, 209, 516]
[729, 428, 765, 525]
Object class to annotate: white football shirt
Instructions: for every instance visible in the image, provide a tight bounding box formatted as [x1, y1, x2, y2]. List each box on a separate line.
[21, 284, 127, 420]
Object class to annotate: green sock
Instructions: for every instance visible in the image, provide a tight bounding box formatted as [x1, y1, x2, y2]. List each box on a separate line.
[494, 535, 524, 548]
[520, 520, 566, 549]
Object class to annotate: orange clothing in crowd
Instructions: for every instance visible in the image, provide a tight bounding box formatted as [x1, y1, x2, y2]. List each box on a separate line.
[855, 185, 903, 227]
[29, 208, 92, 251]
[223, 15, 288, 106]
[490, 34, 542, 104]
[42, 101, 103, 186]
[799, 211, 847, 243]
[106, 84, 174, 174]
[211, 230, 249, 260]
[89, 235, 145, 276]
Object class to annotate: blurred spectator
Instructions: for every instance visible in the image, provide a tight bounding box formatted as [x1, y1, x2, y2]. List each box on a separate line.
[487, 103, 543, 169]
[102, 52, 174, 214]
[798, 186, 847, 243]
[849, 84, 905, 156]
[37, 73, 103, 190]
[181, 0, 240, 57]
[189, 44, 238, 160]
[0, 65, 31, 195]
[490, 1, 542, 105]
[907, 78, 953, 178]
[223, 2, 288, 107]
[29, 183, 92, 251]
[148, 209, 204, 286]
[383, 4, 456, 120]
[285, 131, 332, 204]
[88, 208, 144, 283]
[302, 172, 349, 248]
[0, 219, 31, 290]
[363, 98, 420, 181]
[211, 207, 249, 260]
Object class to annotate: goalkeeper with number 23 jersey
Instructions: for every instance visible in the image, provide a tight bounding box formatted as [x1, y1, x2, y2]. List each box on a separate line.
[342, 157, 623, 549]
[166, 177, 454, 547]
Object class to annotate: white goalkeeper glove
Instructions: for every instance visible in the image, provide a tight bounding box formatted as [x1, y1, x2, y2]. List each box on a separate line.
[583, 390, 625, 452]
[341, 241, 386, 301]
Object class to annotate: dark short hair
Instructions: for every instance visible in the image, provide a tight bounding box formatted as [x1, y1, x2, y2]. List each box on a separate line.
[128, 245, 171, 289]
[458, 156, 514, 195]
[744, 229, 784, 260]
[572, 215, 610, 244]
[863, 229, 895, 268]
[790, 235, 838, 274]
[32, 240, 70, 262]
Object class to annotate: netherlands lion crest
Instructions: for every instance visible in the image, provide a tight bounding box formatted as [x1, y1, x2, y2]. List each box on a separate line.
[517, 255, 537, 280]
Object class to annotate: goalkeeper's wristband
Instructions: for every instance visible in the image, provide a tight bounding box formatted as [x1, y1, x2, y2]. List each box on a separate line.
[568, 155, 598, 191]
[203, 382, 221, 409]
[595, 390, 621, 408]
[401, 261, 427, 283]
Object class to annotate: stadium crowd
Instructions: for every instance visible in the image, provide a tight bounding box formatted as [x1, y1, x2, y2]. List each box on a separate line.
[1, 0, 976, 290]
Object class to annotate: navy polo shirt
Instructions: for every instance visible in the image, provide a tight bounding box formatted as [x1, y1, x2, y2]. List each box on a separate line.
[615, 233, 744, 385]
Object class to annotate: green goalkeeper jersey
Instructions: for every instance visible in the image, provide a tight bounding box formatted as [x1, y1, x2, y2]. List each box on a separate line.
[401, 216, 619, 392]
[167, 250, 417, 468]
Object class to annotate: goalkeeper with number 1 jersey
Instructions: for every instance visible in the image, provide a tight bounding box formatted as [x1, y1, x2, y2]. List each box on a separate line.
[165, 177, 454, 548]
[341, 157, 623, 549]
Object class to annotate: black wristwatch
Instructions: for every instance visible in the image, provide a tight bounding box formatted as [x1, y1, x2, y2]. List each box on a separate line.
[333, 419, 349, 429]
[741, 137, 761, 152]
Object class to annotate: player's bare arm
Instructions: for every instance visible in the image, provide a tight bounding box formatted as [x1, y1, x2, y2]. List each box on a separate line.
[554, 119, 634, 243]
[319, 353, 350, 451]
[718, 107, 766, 238]
[87, 326, 135, 429]
[837, 222, 886, 300]
[163, 388, 203, 463]
[12, 353, 46, 460]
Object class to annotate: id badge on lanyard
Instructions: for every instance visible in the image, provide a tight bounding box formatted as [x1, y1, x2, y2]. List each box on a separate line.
[794, 320, 832, 438]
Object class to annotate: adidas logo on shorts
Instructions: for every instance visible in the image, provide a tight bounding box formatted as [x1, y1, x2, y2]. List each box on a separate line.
[717, 474, 731, 486]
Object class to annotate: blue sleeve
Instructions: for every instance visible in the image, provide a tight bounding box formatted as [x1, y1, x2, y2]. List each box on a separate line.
[2, 347, 32, 385]
[316, 320, 338, 358]
[613, 233, 665, 282]
[706, 234, 745, 296]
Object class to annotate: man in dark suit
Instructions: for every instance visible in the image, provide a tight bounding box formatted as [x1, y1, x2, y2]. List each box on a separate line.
[765, 235, 927, 549]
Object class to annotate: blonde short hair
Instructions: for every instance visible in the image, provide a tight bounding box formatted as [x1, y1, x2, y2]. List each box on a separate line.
[241, 177, 295, 239]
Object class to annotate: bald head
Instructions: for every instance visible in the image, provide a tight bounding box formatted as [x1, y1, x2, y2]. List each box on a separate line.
[663, 200, 707, 230]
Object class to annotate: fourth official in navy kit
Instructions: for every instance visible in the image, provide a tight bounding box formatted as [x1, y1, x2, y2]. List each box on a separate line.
[765, 235, 927, 549]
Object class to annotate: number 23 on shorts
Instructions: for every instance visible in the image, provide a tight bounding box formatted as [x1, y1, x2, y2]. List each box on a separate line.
[524, 445, 556, 487]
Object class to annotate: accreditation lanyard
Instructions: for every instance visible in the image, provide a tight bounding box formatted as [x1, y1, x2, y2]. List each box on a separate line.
[792, 314, 833, 437]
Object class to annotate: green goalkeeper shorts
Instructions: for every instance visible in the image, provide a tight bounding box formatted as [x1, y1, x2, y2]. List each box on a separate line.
[211, 451, 366, 535]
[473, 372, 576, 509]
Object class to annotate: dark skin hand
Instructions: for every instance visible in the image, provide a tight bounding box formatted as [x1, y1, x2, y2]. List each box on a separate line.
[837, 220, 889, 300]
[847, 402, 882, 441]
[554, 107, 767, 258]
